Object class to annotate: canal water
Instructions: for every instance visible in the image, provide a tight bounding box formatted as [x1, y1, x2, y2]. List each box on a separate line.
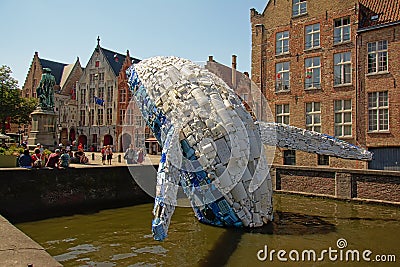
[16, 194, 399, 266]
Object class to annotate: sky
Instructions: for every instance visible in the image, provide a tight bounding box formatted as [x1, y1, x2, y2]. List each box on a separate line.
[0, 0, 268, 87]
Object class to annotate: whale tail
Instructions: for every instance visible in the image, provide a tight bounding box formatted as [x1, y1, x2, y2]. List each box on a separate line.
[257, 122, 373, 161]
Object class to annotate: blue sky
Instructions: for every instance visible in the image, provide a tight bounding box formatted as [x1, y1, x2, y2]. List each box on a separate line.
[0, 0, 268, 86]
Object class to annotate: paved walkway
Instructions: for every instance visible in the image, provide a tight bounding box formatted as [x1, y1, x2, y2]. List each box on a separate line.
[69, 152, 160, 168]
[0, 215, 62, 266]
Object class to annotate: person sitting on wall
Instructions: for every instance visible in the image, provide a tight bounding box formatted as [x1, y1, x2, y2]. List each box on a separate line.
[73, 149, 88, 164]
[18, 149, 33, 168]
[31, 148, 45, 168]
[59, 149, 70, 168]
[46, 149, 61, 168]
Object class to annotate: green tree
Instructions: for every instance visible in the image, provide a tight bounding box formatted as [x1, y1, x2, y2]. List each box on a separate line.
[0, 65, 37, 133]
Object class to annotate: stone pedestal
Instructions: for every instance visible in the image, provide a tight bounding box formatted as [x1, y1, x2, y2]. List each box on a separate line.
[28, 108, 58, 150]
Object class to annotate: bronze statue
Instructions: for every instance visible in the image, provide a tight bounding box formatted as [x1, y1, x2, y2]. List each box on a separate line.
[36, 68, 56, 110]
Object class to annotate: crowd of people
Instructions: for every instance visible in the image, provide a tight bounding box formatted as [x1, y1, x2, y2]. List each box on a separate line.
[16, 142, 146, 169]
[123, 144, 145, 164]
[17, 143, 88, 169]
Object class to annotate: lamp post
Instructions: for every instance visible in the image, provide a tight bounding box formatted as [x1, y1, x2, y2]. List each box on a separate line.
[17, 125, 22, 145]
[58, 124, 62, 146]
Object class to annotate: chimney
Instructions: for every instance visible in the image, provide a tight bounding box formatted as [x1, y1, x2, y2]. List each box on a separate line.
[208, 55, 214, 62]
[232, 55, 237, 89]
[244, 72, 249, 77]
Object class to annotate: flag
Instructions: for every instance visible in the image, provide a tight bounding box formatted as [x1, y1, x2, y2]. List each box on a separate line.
[94, 96, 104, 106]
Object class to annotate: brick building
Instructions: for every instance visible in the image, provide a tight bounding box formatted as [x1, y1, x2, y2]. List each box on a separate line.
[22, 52, 83, 145]
[250, 0, 400, 169]
[76, 37, 145, 152]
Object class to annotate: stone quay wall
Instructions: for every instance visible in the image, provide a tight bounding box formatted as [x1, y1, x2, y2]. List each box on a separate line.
[271, 165, 400, 204]
[0, 165, 157, 223]
[0, 164, 399, 224]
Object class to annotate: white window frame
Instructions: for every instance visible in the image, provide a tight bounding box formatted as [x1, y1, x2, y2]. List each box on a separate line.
[305, 102, 321, 132]
[293, 0, 307, 17]
[334, 99, 352, 137]
[275, 62, 290, 92]
[334, 17, 351, 44]
[368, 91, 389, 132]
[334, 52, 352, 86]
[276, 31, 289, 55]
[305, 57, 321, 89]
[276, 104, 290, 124]
[368, 40, 388, 74]
[305, 23, 320, 50]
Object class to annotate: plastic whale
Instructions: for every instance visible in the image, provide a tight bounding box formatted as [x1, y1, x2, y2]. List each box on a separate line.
[126, 56, 372, 241]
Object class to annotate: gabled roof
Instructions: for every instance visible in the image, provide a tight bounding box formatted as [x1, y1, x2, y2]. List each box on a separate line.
[101, 47, 140, 76]
[359, 0, 400, 29]
[60, 63, 75, 89]
[39, 58, 67, 85]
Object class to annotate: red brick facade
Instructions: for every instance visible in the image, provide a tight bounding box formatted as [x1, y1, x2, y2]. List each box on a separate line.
[251, 0, 400, 169]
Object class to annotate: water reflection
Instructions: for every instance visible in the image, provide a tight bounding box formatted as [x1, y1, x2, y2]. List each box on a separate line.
[16, 194, 400, 267]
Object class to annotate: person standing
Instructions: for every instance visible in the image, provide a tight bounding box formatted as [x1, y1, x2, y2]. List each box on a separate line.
[137, 148, 145, 164]
[101, 146, 106, 165]
[124, 144, 136, 164]
[106, 145, 113, 165]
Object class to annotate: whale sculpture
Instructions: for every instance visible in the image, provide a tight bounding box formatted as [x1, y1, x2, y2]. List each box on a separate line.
[126, 56, 372, 241]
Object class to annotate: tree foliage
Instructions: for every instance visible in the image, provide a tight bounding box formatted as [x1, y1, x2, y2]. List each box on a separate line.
[0, 65, 37, 133]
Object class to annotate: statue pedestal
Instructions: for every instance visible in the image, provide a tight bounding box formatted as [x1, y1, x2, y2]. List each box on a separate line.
[28, 108, 58, 150]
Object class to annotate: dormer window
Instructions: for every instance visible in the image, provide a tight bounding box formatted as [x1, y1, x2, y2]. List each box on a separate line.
[293, 0, 307, 17]
[371, 15, 379, 21]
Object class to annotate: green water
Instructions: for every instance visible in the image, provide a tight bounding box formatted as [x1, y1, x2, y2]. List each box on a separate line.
[16, 194, 400, 266]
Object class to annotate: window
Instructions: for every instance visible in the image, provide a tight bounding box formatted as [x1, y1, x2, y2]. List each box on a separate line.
[276, 62, 290, 92]
[119, 109, 126, 125]
[135, 115, 145, 127]
[89, 110, 94, 125]
[99, 72, 104, 82]
[334, 17, 350, 44]
[318, 155, 330, 165]
[80, 110, 85, 126]
[240, 93, 248, 102]
[95, 60, 100, 67]
[98, 87, 104, 99]
[334, 52, 351, 85]
[119, 88, 126, 103]
[276, 31, 289, 55]
[106, 108, 112, 125]
[89, 88, 95, 102]
[284, 150, 296, 165]
[305, 57, 321, 89]
[306, 102, 321, 132]
[125, 109, 135, 125]
[80, 85, 86, 104]
[276, 104, 290, 124]
[368, 91, 388, 132]
[305, 23, 320, 50]
[334, 99, 352, 137]
[107, 85, 113, 102]
[293, 0, 307, 17]
[368, 40, 388, 73]
[97, 108, 103, 125]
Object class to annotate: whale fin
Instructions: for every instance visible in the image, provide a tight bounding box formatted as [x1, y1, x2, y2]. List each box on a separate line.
[152, 127, 180, 241]
[257, 122, 373, 161]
